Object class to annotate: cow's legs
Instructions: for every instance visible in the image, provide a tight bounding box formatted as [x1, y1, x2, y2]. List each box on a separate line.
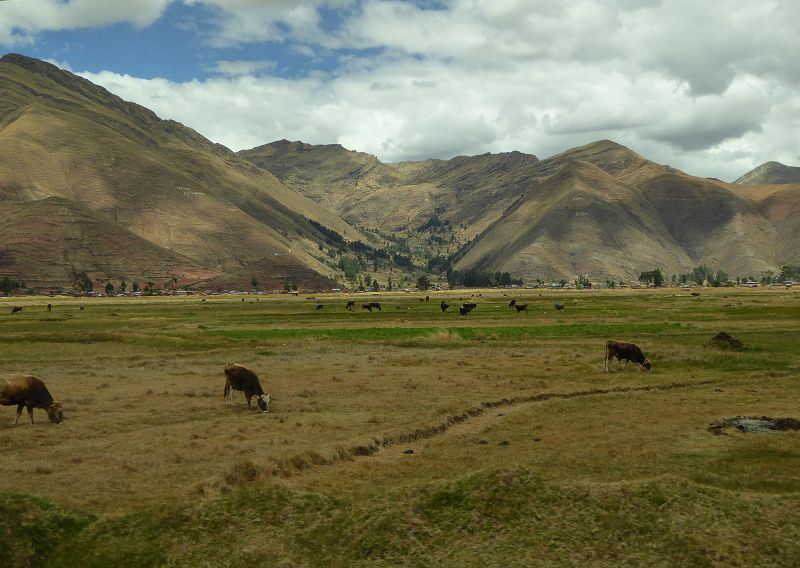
[27, 404, 35, 424]
[12, 403, 24, 426]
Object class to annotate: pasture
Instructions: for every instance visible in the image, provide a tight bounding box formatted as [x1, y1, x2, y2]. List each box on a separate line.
[1, 288, 799, 566]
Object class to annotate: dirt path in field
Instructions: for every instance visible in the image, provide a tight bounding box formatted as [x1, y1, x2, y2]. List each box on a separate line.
[275, 378, 719, 477]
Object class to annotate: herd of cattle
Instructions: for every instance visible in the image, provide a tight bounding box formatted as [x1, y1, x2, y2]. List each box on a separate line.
[1, 297, 653, 426]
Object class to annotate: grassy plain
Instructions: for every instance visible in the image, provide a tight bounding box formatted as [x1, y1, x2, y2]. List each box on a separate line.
[1, 288, 799, 566]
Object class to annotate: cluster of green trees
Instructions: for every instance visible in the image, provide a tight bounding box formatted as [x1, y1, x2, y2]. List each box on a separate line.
[639, 269, 665, 287]
[0, 277, 24, 296]
[446, 269, 522, 288]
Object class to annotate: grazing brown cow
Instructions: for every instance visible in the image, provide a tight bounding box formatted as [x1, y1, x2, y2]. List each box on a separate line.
[10, 306, 22, 314]
[346, 300, 356, 311]
[0, 375, 63, 425]
[604, 340, 652, 372]
[223, 363, 270, 412]
[515, 303, 528, 313]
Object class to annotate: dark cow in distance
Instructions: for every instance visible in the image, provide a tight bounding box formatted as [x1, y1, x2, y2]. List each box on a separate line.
[346, 300, 356, 311]
[10, 307, 22, 314]
[508, 299, 516, 308]
[368, 302, 382, 311]
[440, 301, 450, 312]
[515, 303, 528, 313]
[463, 302, 477, 310]
[362, 304, 373, 312]
[604, 340, 652, 372]
[47, 304, 52, 312]
[459, 303, 476, 316]
[1, 375, 63, 425]
[316, 304, 324, 311]
[224, 363, 270, 412]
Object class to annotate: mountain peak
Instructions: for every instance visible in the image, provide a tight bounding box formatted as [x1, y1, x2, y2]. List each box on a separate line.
[735, 161, 800, 185]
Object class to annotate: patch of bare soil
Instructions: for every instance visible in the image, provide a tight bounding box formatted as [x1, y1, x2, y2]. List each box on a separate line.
[705, 331, 747, 351]
[708, 416, 800, 435]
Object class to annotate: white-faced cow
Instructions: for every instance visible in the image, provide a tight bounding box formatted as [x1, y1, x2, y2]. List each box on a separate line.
[604, 340, 652, 372]
[223, 363, 270, 412]
[0, 375, 64, 425]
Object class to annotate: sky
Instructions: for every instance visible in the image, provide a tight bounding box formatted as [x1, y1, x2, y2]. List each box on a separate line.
[1, 0, 799, 181]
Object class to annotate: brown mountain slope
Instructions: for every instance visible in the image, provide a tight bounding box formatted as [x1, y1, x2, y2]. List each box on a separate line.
[0, 198, 211, 289]
[735, 161, 800, 185]
[241, 141, 543, 241]
[0, 54, 365, 289]
[244, 135, 799, 281]
[454, 161, 692, 281]
[638, 174, 778, 276]
[242, 139, 672, 243]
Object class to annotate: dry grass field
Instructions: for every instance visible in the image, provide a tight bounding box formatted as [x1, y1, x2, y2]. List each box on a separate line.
[1, 288, 799, 566]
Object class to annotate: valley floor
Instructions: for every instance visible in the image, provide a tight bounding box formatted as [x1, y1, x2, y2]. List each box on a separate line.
[1, 288, 799, 566]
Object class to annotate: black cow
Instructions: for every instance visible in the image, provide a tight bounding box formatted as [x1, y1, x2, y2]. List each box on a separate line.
[223, 363, 270, 412]
[440, 301, 450, 312]
[604, 340, 652, 372]
[362, 304, 373, 312]
[10, 307, 22, 314]
[508, 299, 516, 308]
[368, 302, 382, 311]
[316, 304, 324, 311]
[47, 304, 52, 312]
[346, 300, 355, 311]
[554, 303, 564, 311]
[515, 303, 528, 313]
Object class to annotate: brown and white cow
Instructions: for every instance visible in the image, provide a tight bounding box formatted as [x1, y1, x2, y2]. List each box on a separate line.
[224, 363, 270, 412]
[604, 340, 652, 372]
[0, 375, 64, 425]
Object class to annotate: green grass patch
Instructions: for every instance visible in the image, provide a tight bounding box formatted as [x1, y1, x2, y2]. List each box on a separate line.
[207, 322, 688, 344]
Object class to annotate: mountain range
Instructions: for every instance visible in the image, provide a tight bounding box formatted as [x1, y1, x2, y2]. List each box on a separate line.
[243, 139, 800, 282]
[0, 53, 365, 290]
[1, 53, 799, 288]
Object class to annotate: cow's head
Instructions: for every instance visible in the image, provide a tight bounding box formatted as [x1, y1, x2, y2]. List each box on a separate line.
[47, 401, 64, 423]
[257, 394, 270, 413]
[643, 359, 652, 371]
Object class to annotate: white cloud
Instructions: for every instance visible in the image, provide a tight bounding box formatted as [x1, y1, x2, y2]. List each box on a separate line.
[0, 0, 170, 44]
[204, 59, 276, 76]
[8, 0, 798, 181]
